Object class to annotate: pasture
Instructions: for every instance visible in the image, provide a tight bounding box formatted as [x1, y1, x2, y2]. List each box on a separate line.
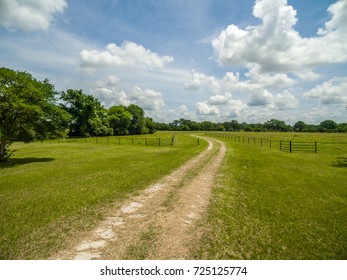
[0, 133, 206, 259]
[194, 132, 347, 259]
[1, 131, 346, 260]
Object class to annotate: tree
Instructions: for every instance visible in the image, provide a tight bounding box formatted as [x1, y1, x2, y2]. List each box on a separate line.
[293, 121, 307, 132]
[60, 89, 112, 136]
[107, 105, 132, 135]
[318, 120, 338, 132]
[0, 67, 69, 161]
[144, 117, 157, 134]
[264, 119, 289, 132]
[127, 104, 146, 135]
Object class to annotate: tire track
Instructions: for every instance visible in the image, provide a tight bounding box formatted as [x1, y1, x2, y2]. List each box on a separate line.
[51, 136, 226, 260]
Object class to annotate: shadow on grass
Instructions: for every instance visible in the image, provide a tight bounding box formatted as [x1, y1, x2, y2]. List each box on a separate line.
[0, 157, 55, 169]
[331, 157, 347, 168]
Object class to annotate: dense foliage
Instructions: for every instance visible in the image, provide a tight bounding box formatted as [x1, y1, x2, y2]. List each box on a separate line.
[0, 67, 156, 161]
[155, 118, 347, 133]
[0, 67, 69, 161]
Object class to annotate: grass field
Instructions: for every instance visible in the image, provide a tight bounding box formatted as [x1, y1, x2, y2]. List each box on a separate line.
[194, 132, 347, 259]
[0, 133, 206, 259]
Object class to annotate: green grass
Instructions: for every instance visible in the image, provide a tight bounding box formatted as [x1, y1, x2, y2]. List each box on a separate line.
[195, 133, 347, 260]
[0, 133, 207, 259]
[125, 225, 160, 259]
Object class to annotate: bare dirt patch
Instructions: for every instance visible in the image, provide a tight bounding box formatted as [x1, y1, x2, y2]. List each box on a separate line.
[51, 136, 226, 260]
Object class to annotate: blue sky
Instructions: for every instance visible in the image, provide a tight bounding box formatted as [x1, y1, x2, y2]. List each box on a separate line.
[1, 0, 346, 124]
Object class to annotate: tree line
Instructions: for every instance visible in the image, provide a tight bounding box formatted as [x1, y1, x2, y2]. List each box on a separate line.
[1, 67, 346, 161]
[155, 118, 347, 133]
[0, 67, 155, 161]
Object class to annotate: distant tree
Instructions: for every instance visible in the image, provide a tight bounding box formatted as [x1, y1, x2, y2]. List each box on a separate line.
[60, 89, 112, 136]
[264, 119, 289, 132]
[318, 120, 338, 132]
[200, 121, 217, 131]
[0, 67, 69, 161]
[337, 123, 347, 133]
[155, 122, 171, 131]
[144, 117, 157, 134]
[307, 124, 318, 132]
[107, 105, 132, 135]
[293, 121, 308, 132]
[127, 104, 146, 135]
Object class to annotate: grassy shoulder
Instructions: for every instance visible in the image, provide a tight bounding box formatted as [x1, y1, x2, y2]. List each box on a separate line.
[0, 133, 207, 259]
[194, 135, 347, 259]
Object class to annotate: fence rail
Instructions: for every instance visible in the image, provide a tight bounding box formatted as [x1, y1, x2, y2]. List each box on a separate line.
[47, 136, 175, 146]
[206, 133, 319, 153]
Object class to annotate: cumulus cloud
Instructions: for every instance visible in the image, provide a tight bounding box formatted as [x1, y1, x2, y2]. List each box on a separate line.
[0, 0, 67, 31]
[304, 77, 347, 105]
[80, 41, 174, 71]
[224, 99, 248, 118]
[130, 87, 165, 110]
[91, 75, 165, 111]
[196, 101, 220, 115]
[274, 90, 299, 109]
[208, 93, 232, 105]
[212, 0, 347, 73]
[91, 75, 130, 107]
[184, 69, 206, 90]
[248, 90, 274, 106]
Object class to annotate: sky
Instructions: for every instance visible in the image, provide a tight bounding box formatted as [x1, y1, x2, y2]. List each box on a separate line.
[0, 0, 347, 125]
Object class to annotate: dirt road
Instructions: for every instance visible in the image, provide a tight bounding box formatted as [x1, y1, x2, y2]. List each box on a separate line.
[52, 136, 226, 260]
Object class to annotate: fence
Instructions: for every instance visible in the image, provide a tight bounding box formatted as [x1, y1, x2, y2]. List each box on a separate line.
[49, 135, 175, 147]
[279, 140, 317, 153]
[206, 133, 318, 153]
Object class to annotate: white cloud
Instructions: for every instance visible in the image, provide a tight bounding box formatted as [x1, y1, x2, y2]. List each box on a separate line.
[248, 90, 274, 106]
[91, 75, 165, 111]
[245, 65, 296, 87]
[208, 93, 232, 105]
[295, 71, 322, 82]
[91, 75, 130, 107]
[80, 41, 174, 71]
[274, 90, 299, 109]
[304, 77, 347, 105]
[184, 69, 206, 90]
[130, 87, 165, 111]
[224, 99, 248, 118]
[0, 0, 67, 31]
[212, 0, 347, 73]
[196, 101, 220, 115]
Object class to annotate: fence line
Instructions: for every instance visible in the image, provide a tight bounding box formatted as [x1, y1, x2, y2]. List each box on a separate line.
[206, 133, 319, 153]
[48, 136, 176, 147]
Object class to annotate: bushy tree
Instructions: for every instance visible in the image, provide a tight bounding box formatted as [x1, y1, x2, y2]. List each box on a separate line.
[127, 104, 146, 135]
[318, 120, 338, 132]
[107, 105, 132, 135]
[264, 119, 290, 132]
[293, 121, 308, 132]
[0, 67, 69, 161]
[60, 89, 112, 136]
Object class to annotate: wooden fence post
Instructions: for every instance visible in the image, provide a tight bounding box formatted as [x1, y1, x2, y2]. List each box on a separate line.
[315, 141, 317, 153]
[280, 140, 282, 151]
[290, 140, 292, 153]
